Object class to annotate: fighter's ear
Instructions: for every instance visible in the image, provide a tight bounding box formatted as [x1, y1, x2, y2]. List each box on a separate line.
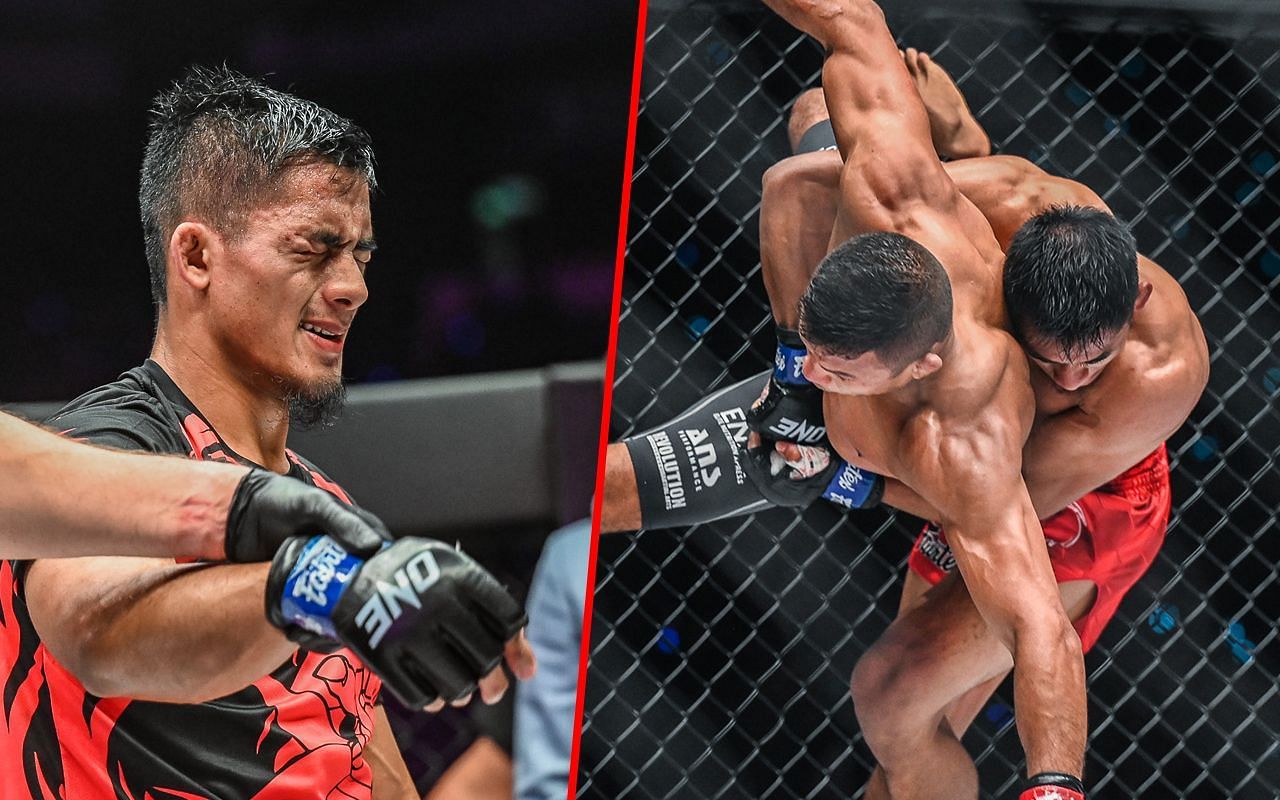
[169, 221, 218, 295]
[911, 351, 944, 381]
[1133, 279, 1154, 312]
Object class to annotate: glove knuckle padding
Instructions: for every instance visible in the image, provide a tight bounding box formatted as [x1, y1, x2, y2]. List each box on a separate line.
[748, 377, 828, 445]
[742, 444, 836, 507]
[328, 538, 523, 706]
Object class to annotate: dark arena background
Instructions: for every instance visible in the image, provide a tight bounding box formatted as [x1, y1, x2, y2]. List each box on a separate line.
[585, 0, 1278, 798]
[0, 1, 636, 796]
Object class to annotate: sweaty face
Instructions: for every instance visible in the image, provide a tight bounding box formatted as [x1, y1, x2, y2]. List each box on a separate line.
[799, 342, 903, 397]
[1021, 327, 1127, 391]
[208, 163, 374, 403]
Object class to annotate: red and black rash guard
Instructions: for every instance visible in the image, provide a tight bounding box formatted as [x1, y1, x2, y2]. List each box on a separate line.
[0, 360, 383, 800]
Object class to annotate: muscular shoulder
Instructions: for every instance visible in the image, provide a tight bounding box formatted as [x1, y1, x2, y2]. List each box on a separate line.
[899, 326, 1032, 490]
[45, 367, 188, 455]
[935, 320, 1034, 424]
[1094, 257, 1208, 431]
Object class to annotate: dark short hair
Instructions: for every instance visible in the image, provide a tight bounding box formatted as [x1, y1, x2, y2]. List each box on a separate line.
[798, 231, 953, 372]
[139, 65, 377, 306]
[1003, 205, 1138, 358]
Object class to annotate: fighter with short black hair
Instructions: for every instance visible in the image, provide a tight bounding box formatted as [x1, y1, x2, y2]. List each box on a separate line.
[601, 1, 1209, 796]
[769, 61, 1206, 796]
[0, 65, 534, 799]
[600, 29, 1207, 799]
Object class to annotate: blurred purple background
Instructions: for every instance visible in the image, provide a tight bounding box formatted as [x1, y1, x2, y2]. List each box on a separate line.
[1, 0, 636, 400]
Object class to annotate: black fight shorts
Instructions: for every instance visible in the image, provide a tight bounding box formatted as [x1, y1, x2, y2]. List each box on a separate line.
[623, 371, 774, 529]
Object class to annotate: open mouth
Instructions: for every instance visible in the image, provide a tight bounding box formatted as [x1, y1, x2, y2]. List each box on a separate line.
[300, 322, 344, 342]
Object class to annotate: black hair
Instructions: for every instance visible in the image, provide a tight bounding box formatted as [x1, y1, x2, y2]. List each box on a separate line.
[139, 64, 377, 306]
[1003, 204, 1138, 358]
[798, 231, 953, 372]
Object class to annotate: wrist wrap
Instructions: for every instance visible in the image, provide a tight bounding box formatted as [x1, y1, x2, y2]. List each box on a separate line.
[1019, 772, 1085, 800]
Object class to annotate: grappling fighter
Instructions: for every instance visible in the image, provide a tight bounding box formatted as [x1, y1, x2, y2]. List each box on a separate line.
[599, 2, 1206, 797]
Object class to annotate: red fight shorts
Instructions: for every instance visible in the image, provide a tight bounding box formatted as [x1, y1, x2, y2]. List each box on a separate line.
[908, 443, 1171, 652]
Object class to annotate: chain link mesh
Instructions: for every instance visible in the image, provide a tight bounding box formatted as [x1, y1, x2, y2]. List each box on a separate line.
[584, 3, 1279, 798]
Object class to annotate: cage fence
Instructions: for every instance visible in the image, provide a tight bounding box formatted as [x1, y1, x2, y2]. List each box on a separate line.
[583, 1, 1280, 798]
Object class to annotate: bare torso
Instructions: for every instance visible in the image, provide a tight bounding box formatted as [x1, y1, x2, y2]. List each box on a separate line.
[825, 316, 1033, 484]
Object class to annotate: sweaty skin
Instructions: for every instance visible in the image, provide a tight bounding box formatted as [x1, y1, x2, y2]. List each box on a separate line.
[762, 52, 1207, 800]
[762, 0, 1085, 788]
[762, 120, 1208, 521]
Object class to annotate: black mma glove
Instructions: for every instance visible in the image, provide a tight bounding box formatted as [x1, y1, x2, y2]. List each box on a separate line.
[265, 535, 528, 707]
[747, 327, 828, 445]
[225, 468, 392, 562]
[743, 440, 884, 509]
[1018, 772, 1086, 800]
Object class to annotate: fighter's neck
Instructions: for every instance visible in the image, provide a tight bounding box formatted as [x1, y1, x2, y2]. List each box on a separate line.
[150, 330, 292, 473]
[895, 327, 958, 405]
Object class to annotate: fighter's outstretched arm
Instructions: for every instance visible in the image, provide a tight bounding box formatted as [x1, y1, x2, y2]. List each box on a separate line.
[26, 556, 295, 702]
[0, 411, 387, 562]
[0, 411, 239, 559]
[26, 540, 536, 706]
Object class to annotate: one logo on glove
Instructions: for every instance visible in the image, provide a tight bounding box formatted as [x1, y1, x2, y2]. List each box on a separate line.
[767, 415, 826, 445]
[354, 550, 442, 648]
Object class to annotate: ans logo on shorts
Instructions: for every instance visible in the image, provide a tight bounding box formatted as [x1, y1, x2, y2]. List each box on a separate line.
[917, 524, 956, 573]
[679, 427, 720, 489]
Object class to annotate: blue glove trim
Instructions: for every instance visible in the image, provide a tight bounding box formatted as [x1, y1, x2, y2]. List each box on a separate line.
[774, 340, 811, 386]
[279, 535, 365, 639]
[821, 461, 880, 509]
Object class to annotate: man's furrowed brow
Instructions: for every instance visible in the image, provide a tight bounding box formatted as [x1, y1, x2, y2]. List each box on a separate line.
[307, 228, 377, 252]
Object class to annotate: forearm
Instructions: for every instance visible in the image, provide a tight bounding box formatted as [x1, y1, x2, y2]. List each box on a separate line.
[763, 0, 887, 54]
[28, 558, 293, 702]
[1011, 617, 1087, 776]
[0, 412, 242, 560]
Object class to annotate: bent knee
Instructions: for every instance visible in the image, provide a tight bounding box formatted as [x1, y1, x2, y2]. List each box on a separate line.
[850, 646, 913, 728]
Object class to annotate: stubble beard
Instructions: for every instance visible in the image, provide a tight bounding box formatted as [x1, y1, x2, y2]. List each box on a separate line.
[284, 377, 348, 430]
